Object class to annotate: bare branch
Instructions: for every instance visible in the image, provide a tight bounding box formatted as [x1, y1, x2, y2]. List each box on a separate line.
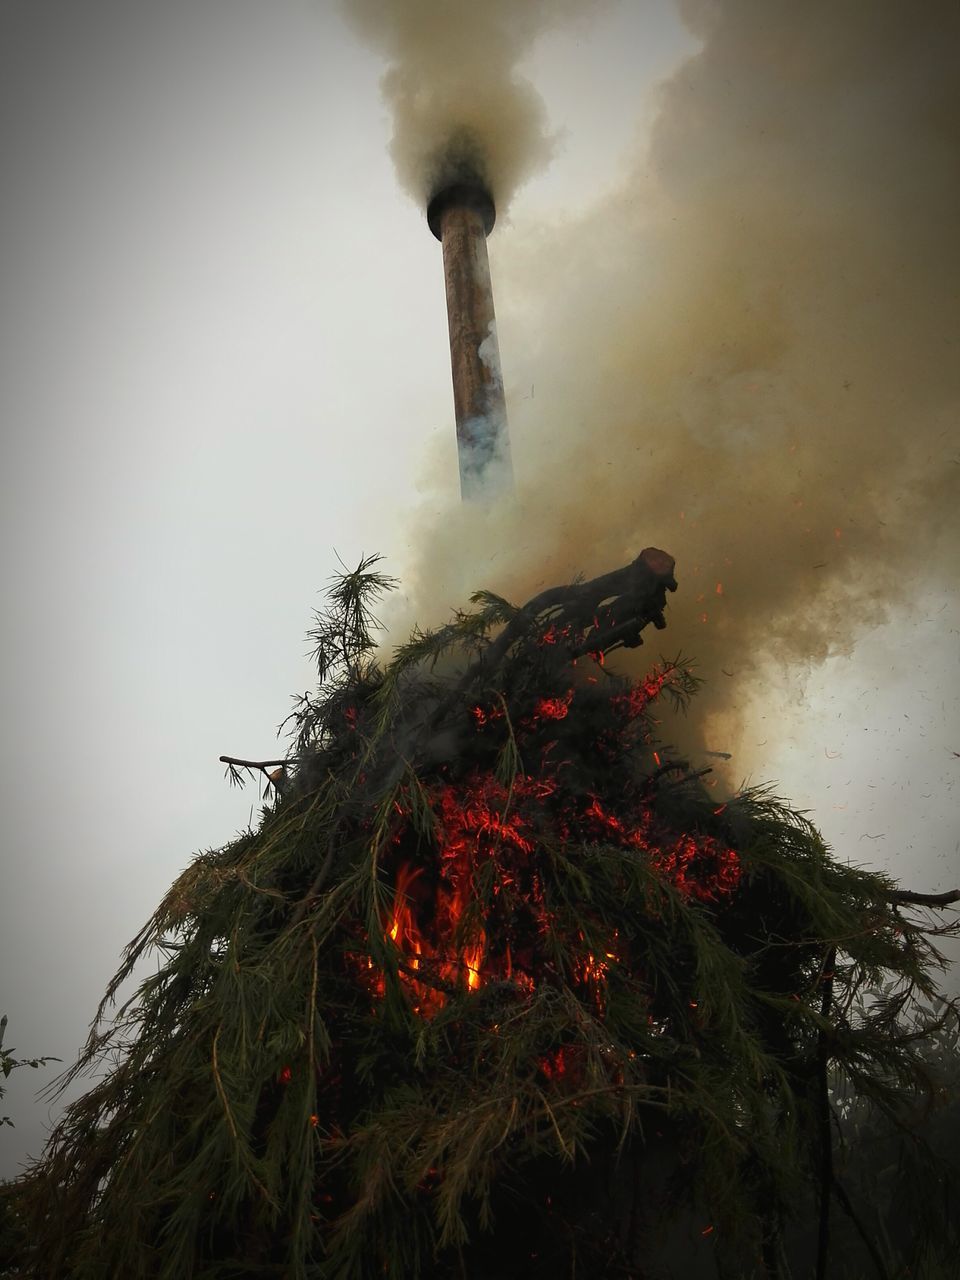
[218, 756, 288, 771]
[885, 888, 960, 908]
[218, 755, 289, 793]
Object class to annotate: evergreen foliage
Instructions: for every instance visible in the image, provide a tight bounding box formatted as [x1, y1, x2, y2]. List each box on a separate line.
[817, 997, 960, 1279]
[4, 556, 957, 1279]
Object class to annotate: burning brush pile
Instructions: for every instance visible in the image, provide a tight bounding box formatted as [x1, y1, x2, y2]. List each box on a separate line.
[7, 552, 958, 1278]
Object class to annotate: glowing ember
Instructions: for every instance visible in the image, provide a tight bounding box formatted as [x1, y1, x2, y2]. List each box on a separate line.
[538, 622, 575, 646]
[530, 688, 574, 721]
[361, 657, 741, 1018]
[471, 703, 504, 728]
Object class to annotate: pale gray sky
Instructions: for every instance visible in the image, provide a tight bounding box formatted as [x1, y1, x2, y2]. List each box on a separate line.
[1, 0, 957, 1178]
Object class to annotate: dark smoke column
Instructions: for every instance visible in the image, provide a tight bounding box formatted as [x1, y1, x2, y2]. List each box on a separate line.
[428, 183, 514, 501]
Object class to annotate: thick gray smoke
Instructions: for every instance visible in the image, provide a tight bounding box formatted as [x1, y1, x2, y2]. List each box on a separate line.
[373, 0, 960, 780]
[343, 0, 603, 207]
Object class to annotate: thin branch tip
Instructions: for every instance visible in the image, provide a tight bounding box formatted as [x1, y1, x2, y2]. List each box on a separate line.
[886, 888, 960, 907]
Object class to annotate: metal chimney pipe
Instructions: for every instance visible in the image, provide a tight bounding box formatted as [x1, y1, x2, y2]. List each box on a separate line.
[427, 183, 513, 501]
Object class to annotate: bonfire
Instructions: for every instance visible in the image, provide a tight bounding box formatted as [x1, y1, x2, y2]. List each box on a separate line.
[5, 551, 957, 1279]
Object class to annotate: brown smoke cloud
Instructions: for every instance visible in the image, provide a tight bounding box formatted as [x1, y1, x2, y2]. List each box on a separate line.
[343, 0, 603, 207]
[374, 0, 960, 781]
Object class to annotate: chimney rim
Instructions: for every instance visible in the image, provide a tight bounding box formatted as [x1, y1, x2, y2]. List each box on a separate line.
[427, 183, 496, 240]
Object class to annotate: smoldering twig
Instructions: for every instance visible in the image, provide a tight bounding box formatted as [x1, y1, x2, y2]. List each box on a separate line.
[644, 761, 716, 793]
[645, 760, 692, 787]
[396, 959, 458, 997]
[660, 766, 713, 789]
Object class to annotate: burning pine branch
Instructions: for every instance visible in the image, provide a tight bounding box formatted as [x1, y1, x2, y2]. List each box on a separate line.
[8, 553, 958, 1280]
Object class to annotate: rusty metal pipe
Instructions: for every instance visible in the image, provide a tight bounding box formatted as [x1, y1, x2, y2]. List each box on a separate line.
[427, 183, 513, 501]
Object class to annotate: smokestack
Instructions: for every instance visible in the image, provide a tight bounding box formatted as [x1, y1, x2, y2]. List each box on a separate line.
[427, 182, 513, 501]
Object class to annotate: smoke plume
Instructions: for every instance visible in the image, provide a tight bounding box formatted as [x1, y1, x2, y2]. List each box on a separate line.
[382, 0, 960, 779]
[343, 0, 601, 207]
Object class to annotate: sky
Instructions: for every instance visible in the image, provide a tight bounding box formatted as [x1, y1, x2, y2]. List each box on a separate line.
[1, 0, 957, 1178]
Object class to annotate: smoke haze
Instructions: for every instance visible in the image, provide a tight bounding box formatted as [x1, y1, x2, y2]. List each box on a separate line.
[372, 0, 960, 779]
[343, 0, 604, 206]
[4, 0, 956, 1185]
